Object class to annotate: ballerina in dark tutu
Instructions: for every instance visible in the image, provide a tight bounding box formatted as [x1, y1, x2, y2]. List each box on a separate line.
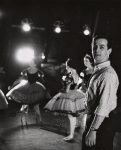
[44, 58, 87, 141]
[6, 58, 51, 126]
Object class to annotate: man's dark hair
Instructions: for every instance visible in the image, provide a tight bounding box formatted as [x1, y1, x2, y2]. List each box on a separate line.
[92, 35, 112, 49]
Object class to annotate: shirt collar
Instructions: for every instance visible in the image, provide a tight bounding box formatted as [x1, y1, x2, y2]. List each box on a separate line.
[94, 61, 110, 71]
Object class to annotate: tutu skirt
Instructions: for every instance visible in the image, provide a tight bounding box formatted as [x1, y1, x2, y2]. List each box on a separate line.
[0, 90, 8, 109]
[6, 81, 51, 105]
[44, 89, 86, 117]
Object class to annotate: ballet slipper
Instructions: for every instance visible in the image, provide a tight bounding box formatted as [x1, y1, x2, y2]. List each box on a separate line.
[63, 135, 74, 141]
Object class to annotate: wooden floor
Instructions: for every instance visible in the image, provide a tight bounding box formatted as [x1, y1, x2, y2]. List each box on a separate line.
[0, 101, 121, 150]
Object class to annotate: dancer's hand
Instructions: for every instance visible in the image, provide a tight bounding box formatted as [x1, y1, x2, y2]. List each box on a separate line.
[85, 130, 96, 147]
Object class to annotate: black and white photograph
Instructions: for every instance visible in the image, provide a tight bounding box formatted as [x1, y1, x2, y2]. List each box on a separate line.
[0, 0, 121, 150]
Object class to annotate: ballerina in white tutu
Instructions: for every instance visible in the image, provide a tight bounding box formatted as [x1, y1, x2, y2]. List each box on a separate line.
[44, 58, 87, 141]
[6, 58, 51, 126]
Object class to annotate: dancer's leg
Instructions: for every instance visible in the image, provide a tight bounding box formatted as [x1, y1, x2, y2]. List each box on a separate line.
[20, 105, 29, 128]
[20, 104, 29, 112]
[34, 104, 42, 124]
[79, 112, 87, 129]
[63, 114, 76, 141]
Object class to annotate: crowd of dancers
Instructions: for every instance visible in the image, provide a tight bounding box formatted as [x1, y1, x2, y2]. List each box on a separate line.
[0, 35, 119, 150]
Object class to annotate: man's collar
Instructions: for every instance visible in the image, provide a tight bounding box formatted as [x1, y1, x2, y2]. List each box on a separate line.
[94, 61, 110, 71]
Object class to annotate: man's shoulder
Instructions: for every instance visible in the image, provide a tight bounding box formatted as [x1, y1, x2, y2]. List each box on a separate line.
[92, 65, 117, 80]
[99, 65, 119, 82]
[101, 65, 117, 75]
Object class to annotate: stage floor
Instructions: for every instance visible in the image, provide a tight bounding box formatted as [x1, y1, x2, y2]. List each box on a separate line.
[0, 101, 121, 150]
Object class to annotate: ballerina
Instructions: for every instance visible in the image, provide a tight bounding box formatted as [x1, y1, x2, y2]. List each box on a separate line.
[6, 58, 51, 127]
[76, 54, 94, 128]
[44, 58, 87, 141]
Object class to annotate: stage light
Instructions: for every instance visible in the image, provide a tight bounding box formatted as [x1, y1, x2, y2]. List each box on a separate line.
[21, 18, 33, 32]
[22, 23, 31, 32]
[53, 21, 64, 33]
[83, 29, 90, 35]
[12, 18, 45, 31]
[16, 47, 34, 63]
[41, 53, 45, 59]
[83, 24, 90, 36]
[54, 27, 61, 33]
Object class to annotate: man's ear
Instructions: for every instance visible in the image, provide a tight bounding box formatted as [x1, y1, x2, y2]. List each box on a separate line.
[108, 48, 112, 56]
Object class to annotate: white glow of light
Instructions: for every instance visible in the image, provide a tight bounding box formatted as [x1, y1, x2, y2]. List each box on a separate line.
[16, 47, 34, 63]
[54, 27, 61, 33]
[83, 29, 90, 35]
[41, 54, 45, 59]
[22, 23, 31, 32]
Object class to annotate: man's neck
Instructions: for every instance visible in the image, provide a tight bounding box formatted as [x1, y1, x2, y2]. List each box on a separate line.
[94, 60, 109, 66]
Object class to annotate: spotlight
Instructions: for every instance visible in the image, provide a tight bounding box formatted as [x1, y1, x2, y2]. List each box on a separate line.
[83, 29, 90, 35]
[41, 53, 45, 59]
[53, 21, 64, 33]
[16, 47, 34, 63]
[83, 24, 90, 36]
[21, 18, 33, 32]
[54, 27, 61, 33]
[22, 23, 31, 32]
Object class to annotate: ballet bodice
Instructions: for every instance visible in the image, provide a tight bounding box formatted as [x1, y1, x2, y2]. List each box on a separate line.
[27, 71, 39, 84]
[22, 69, 44, 84]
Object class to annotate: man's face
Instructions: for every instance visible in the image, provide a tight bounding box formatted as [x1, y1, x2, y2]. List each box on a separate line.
[92, 38, 111, 64]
